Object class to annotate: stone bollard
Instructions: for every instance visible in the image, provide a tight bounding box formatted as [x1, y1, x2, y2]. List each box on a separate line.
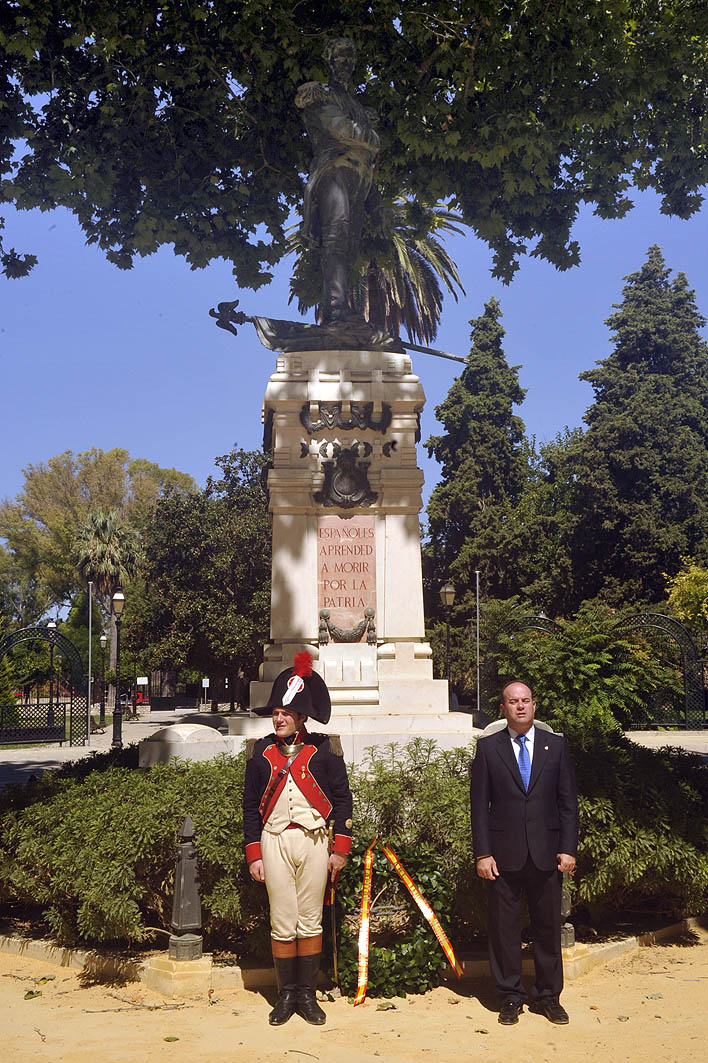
[169, 814, 203, 961]
[141, 814, 213, 997]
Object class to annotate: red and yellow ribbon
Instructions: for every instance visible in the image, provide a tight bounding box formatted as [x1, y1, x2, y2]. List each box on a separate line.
[353, 839, 463, 1006]
[353, 838, 378, 1006]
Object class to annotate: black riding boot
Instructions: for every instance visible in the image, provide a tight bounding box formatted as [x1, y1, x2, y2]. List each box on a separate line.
[296, 953, 326, 1025]
[321, 249, 368, 326]
[269, 954, 298, 1026]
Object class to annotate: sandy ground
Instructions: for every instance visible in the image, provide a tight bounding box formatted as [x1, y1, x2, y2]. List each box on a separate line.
[3, 927, 708, 1063]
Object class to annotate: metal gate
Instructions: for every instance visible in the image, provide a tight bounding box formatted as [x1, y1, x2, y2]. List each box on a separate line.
[501, 611, 705, 730]
[613, 613, 705, 729]
[0, 624, 89, 746]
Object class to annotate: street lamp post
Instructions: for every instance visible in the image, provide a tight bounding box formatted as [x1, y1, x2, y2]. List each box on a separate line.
[111, 590, 126, 750]
[99, 633, 107, 728]
[47, 619, 57, 727]
[439, 581, 456, 707]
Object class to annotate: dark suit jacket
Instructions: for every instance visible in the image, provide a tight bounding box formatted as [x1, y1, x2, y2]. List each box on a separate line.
[470, 727, 578, 873]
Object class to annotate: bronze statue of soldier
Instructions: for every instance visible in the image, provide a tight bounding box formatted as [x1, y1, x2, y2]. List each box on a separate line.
[211, 37, 407, 353]
[296, 38, 381, 327]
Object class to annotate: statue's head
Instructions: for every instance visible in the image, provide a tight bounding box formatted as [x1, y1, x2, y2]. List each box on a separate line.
[324, 37, 356, 84]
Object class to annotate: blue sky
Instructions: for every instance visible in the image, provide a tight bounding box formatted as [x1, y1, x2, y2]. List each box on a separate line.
[1, 189, 706, 506]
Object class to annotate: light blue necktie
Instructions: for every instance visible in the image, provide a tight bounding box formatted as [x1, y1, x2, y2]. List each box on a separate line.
[517, 734, 531, 791]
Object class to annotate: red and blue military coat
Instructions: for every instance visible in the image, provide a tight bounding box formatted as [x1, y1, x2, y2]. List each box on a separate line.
[243, 729, 353, 865]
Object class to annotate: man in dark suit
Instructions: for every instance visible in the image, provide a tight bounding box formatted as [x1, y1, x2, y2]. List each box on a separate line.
[470, 681, 578, 1026]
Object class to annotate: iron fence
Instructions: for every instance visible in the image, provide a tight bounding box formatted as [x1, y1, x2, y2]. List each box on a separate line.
[0, 701, 68, 746]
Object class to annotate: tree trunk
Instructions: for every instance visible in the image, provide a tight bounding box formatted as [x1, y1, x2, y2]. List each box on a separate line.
[150, 668, 177, 697]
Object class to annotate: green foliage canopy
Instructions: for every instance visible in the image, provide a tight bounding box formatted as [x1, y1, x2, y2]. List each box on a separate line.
[426, 593, 685, 728]
[0, 540, 48, 625]
[2, 2, 708, 284]
[0, 447, 196, 617]
[425, 297, 530, 606]
[567, 246, 708, 606]
[666, 558, 708, 639]
[127, 448, 271, 682]
[75, 509, 142, 606]
[75, 507, 143, 669]
[479, 597, 684, 735]
[424, 244, 708, 626]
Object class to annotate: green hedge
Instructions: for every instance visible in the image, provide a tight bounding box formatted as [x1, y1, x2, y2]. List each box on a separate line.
[0, 750, 259, 948]
[0, 734, 707, 996]
[574, 730, 708, 919]
[334, 740, 479, 996]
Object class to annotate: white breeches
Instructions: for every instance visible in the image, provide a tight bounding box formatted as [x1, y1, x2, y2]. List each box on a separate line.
[261, 827, 330, 941]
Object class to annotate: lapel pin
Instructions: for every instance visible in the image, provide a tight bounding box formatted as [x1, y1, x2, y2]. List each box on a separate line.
[544, 745, 549, 750]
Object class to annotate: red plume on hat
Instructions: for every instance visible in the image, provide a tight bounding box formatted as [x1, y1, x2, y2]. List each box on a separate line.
[292, 651, 314, 677]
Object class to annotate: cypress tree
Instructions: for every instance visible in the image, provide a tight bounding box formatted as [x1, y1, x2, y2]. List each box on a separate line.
[425, 298, 530, 608]
[569, 245, 708, 606]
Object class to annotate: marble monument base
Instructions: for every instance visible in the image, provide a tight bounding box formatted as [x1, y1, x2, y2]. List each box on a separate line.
[228, 638, 478, 763]
[228, 344, 476, 762]
[226, 709, 477, 763]
[249, 641, 449, 714]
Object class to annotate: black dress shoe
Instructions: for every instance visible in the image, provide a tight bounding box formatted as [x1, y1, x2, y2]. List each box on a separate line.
[533, 1000, 569, 1024]
[498, 1000, 523, 1025]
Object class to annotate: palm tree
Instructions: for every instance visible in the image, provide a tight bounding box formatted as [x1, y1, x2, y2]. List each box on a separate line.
[288, 198, 466, 344]
[75, 509, 141, 670]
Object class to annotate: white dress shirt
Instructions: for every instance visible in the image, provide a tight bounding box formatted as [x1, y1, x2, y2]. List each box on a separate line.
[507, 723, 535, 766]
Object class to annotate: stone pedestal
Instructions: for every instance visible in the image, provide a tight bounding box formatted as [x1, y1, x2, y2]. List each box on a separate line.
[169, 932, 203, 961]
[138, 723, 229, 767]
[141, 954, 212, 998]
[233, 346, 476, 755]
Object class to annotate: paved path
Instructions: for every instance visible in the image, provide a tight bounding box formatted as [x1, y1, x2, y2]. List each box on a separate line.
[624, 730, 708, 758]
[2, 721, 707, 791]
[0, 709, 193, 790]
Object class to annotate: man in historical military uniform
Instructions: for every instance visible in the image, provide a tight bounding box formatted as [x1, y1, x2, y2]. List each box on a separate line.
[243, 651, 353, 1026]
[295, 37, 381, 326]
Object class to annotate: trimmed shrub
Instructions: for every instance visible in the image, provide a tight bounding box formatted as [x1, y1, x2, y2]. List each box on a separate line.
[0, 751, 261, 948]
[334, 740, 480, 996]
[574, 733, 708, 919]
[0, 733, 707, 997]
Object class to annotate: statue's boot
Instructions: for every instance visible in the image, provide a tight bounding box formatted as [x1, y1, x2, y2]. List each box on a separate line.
[269, 940, 298, 1026]
[296, 935, 326, 1025]
[321, 251, 362, 325]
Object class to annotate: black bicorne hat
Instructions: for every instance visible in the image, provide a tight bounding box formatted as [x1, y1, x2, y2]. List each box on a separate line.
[253, 651, 331, 725]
